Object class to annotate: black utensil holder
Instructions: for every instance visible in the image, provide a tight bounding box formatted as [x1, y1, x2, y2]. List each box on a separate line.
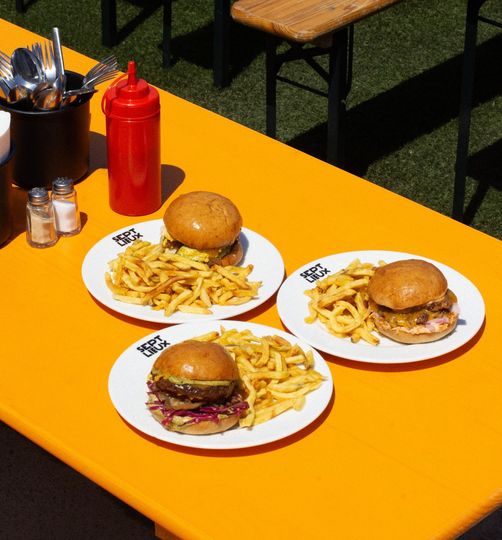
[0, 72, 92, 190]
[0, 144, 14, 246]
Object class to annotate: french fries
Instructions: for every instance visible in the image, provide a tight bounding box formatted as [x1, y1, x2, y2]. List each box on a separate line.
[194, 327, 325, 427]
[304, 259, 385, 345]
[105, 240, 261, 316]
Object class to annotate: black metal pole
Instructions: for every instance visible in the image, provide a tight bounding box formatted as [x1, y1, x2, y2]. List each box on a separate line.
[101, 0, 117, 47]
[162, 0, 172, 68]
[453, 0, 487, 221]
[214, 0, 231, 88]
[15, 0, 25, 13]
[266, 35, 278, 139]
[326, 28, 348, 166]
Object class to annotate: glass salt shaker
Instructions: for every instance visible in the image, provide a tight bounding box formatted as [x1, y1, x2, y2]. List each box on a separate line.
[52, 177, 81, 236]
[26, 187, 58, 248]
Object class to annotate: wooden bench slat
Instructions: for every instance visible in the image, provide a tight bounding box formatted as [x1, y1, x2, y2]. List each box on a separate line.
[232, 0, 402, 42]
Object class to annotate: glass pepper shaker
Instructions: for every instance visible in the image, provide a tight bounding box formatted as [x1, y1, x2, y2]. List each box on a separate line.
[26, 187, 58, 248]
[52, 177, 81, 236]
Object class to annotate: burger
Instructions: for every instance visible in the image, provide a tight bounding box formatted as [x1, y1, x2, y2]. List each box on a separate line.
[146, 340, 248, 435]
[161, 191, 243, 266]
[367, 259, 459, 344]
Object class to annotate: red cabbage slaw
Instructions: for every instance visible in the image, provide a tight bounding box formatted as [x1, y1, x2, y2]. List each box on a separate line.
[147, 380, 248, 426]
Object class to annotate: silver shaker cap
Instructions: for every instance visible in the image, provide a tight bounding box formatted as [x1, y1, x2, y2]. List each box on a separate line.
[52, 177, 74, 195]
[28, 187, 49, 203]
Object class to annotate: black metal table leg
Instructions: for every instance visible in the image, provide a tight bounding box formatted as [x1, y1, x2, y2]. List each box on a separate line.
[214, 0, 231, 88]
[101, 0, 117, 47]
[453, 0, 487, 221]
[326, 28, 349, 166]
[162, 0, 172, 68]
[266, 35, 278, 139]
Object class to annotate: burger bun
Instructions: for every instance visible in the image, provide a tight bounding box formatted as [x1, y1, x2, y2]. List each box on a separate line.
[163, 191, 242, 251]
[368, 259, 448, 310]
[372, 312, 459, 344]
[153, 339, 239, 382]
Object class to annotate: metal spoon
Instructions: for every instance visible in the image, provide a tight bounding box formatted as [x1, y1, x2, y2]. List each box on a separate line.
[11, 47, 44, 90]
[60, 87, 97, 108]
[51, 27, 66, 92]
[30, 82, 62, 111]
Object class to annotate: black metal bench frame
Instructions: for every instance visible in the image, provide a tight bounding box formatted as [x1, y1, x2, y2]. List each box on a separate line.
[265, 27, 354, 165]
[453, 0, 501, 221]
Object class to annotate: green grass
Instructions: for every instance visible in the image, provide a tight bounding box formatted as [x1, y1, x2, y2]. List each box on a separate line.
[1, 0, 502, 239]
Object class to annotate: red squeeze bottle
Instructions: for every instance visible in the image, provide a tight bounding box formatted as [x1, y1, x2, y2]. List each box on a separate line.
[102, 61, 161, 215]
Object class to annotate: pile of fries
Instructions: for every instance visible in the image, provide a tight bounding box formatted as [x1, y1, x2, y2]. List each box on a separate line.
[105, 240, 261, 316]
[304, 259, 385, 345]
[194, 327, 325, 427]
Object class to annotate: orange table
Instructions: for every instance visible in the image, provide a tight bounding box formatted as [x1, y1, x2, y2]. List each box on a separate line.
[1, 19, 502, 540]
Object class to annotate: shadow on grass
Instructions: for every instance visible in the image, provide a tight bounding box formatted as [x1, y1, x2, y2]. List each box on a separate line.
[169, 21, 265, 80]
[463, 137, 502, 224]
[115, 0, 164, 45]
[16, 0, 39, 13]
[286, 32, 502, 179]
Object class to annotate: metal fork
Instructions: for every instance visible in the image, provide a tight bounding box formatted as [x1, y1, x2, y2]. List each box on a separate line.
[29, 41, 57, 83]
[83, 55, 118, 85]
[63, 70, 118, 101]
[83, 69, 118, 88]
[0, 49, 13, 79]
[0, 49, 28, 103]
[0, 77, 11, 100]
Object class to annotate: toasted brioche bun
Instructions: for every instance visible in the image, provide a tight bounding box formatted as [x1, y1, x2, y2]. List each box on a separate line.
[153, 340, 238, 382]
[372, 311, 459, 344]
[368, 259, 447, 310]
[163, 191, 242, 250]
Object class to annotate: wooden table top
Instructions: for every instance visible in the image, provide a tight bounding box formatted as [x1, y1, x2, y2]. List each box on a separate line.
[1, 18, 502, 540]
[231, 0, 402, 42]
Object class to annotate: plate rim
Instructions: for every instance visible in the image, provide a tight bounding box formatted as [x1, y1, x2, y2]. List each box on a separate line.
[107, 319, 334, 450]
[277, 250, 485, 364]
[82, 219, 285, 324]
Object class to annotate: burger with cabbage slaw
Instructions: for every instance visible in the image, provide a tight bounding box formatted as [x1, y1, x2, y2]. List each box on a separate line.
[147, 340, 248, 434]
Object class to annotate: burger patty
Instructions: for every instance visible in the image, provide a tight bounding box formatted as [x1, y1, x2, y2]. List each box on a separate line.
[155, 378, 237, 403]
[372, 290, 457, 328]
[425, 292, 455, 312]
[163, 238, 234, 264]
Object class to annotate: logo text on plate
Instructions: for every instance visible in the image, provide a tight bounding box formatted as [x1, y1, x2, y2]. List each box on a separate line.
[300, 263, 330, 283]
[137, 335, 170, 358]
[112, 228, 143, 247]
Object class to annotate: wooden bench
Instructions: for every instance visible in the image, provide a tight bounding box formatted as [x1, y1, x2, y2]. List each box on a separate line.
[231, 0, 402, 164]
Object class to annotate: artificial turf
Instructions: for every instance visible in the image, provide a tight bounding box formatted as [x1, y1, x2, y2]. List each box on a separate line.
[1, 0, 501, 240]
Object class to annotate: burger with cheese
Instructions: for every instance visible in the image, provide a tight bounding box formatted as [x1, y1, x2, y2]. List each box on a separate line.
[146, 340, 248, 434]
[367, 259, 459, 344]
[161, 191, 243, 266]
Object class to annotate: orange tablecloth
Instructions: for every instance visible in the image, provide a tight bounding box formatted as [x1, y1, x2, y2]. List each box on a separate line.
[1, 19, 502, 540]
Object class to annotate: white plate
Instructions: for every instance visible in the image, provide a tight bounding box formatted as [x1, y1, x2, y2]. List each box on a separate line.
[108, 320, 333, 449]
[277, 250, 485, 364]
[82, 220, 284, 323]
